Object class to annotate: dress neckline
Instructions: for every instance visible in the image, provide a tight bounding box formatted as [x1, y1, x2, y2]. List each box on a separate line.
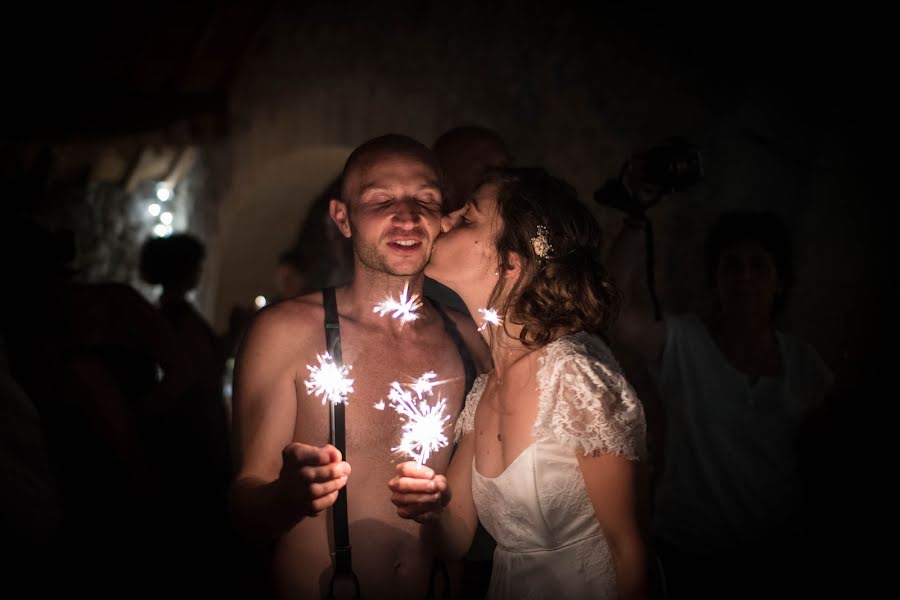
[473, 442, 536, 481]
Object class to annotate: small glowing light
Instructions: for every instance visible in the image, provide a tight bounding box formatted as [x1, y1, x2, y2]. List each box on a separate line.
[147, 203, 161, 217]
[153, 224, 170, 237]
[156, 186, 172, 202]
[411, 371, 438, 397]
[160, 212, 173, 225]
[373, 282, 423, 325]
[386, 372, 450, 465]
[477, 308, 503, 331]
[373, 400, 386, 410]
[305, 352, 354, 405]
[254, 295, 267, 308]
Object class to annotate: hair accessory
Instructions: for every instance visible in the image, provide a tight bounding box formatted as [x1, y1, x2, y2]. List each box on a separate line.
[531, 225, 553, 259]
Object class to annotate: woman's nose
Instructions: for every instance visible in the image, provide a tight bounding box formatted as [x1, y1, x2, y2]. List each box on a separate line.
[441, 207, 465, 233]
[391, 198, 423, 224]
[440, 213, 456, 233]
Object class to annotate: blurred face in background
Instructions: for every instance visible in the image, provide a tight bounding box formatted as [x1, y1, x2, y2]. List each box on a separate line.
[715, 242, 781, 319]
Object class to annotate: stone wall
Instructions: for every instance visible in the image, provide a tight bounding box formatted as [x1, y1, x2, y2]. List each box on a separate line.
[201, 3, 887, 385]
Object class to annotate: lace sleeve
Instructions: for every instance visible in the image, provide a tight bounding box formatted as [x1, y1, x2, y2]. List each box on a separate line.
[534, 334, 647, 460]
[454, 374, 488, 443]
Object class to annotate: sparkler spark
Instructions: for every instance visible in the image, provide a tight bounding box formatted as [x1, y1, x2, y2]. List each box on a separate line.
[411, 371, 437, 397]
[373, 400, 385, 410]
[373, 282, 423, 324]
[477, 307, 503, 331]
[304, 352, 354, 405]
[385, 372, 450, 465]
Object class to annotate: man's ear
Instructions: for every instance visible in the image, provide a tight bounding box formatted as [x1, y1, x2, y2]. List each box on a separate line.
[329, 199, 352, 238]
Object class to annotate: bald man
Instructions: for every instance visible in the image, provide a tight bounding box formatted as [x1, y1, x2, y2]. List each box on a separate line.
[230, 134, 490, 599]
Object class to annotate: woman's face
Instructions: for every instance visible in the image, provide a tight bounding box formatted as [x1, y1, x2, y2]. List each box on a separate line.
[426, 182, 502, 299]
[715, 241, 781, 318]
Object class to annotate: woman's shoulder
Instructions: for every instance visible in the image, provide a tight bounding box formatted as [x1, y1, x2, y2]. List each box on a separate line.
[534, 331, 646, 459]
[776, 329, 834, 391]
[536, 331, 638, 415]
[539, 331, 621, 375]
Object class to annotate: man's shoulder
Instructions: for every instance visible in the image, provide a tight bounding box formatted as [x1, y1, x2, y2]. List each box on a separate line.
[245, 291, 326, 346]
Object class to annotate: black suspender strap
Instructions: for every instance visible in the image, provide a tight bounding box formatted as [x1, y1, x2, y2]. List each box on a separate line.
[323, 287, 360, 599]
[432, 301, 477, 396]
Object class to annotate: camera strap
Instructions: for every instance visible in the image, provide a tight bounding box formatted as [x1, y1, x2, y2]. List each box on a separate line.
[640, 215, 663, 321]
[323, 286, 360, 600]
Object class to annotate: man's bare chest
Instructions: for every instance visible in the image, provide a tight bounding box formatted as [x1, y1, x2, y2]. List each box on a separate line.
[294, 324, 467, 449]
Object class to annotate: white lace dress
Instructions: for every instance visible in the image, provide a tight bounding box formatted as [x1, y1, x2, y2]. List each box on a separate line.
[455, 332, 646, 600]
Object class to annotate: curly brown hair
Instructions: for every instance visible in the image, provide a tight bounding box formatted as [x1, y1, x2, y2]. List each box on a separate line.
[483, 167, 621, 347]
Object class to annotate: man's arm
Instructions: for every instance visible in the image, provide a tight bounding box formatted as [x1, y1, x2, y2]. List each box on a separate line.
[229, 304, 349, 540]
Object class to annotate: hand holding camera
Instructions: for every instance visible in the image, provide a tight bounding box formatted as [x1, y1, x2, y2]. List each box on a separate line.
[595, 138, 704, 320]
[594, 137, 704, 217]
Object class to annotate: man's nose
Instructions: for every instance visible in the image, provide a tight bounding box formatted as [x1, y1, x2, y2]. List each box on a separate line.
[392, 198, 423, 224]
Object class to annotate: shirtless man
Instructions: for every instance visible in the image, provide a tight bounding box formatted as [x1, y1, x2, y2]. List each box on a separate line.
[230, 134, 490, 599]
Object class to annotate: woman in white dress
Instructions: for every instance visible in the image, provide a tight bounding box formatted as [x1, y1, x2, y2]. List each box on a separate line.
[388, 168, 651, 599]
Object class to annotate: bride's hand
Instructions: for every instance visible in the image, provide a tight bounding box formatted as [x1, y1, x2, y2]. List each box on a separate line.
[388, 461, 451, 523]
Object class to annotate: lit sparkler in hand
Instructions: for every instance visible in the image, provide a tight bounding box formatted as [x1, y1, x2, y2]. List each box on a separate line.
[477, 307, 503, 331]
[373, 282, 423, 325]
[305, 352, 354, 405]
[385, 372, 450, 466]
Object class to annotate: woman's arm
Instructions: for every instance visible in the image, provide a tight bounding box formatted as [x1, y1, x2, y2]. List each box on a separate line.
[389, 430, 478, 560]
[577, 452, 650, 600]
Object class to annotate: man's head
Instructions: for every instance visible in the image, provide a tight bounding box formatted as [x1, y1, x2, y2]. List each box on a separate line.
[704, 211, 794, 318]
[139, 233, 206, 294]
[330, 134, 444, 277]
[432, 125, 512, 213]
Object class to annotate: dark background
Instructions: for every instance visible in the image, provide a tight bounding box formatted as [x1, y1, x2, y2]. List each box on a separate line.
[1, 1, 889, 597]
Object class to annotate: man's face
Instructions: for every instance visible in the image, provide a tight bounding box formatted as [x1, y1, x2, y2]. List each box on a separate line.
[715, 242, 781, 317]
[340, 154, 443, 277]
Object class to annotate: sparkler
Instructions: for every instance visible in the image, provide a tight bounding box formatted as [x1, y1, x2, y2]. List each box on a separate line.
[411, 371, 438, 397]
[384, 372, 450, 466]
[373, 282, 423, 325]
[477, 307, 503, 331]
[304, 352, 354, 405]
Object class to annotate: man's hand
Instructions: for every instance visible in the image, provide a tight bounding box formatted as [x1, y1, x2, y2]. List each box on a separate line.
[388, 461, 450, 523]
[279, 443, 350, 517]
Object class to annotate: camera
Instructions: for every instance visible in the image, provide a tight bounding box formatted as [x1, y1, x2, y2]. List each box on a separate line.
[594, 137, 703, 215]
[639, 137, 704, 193]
